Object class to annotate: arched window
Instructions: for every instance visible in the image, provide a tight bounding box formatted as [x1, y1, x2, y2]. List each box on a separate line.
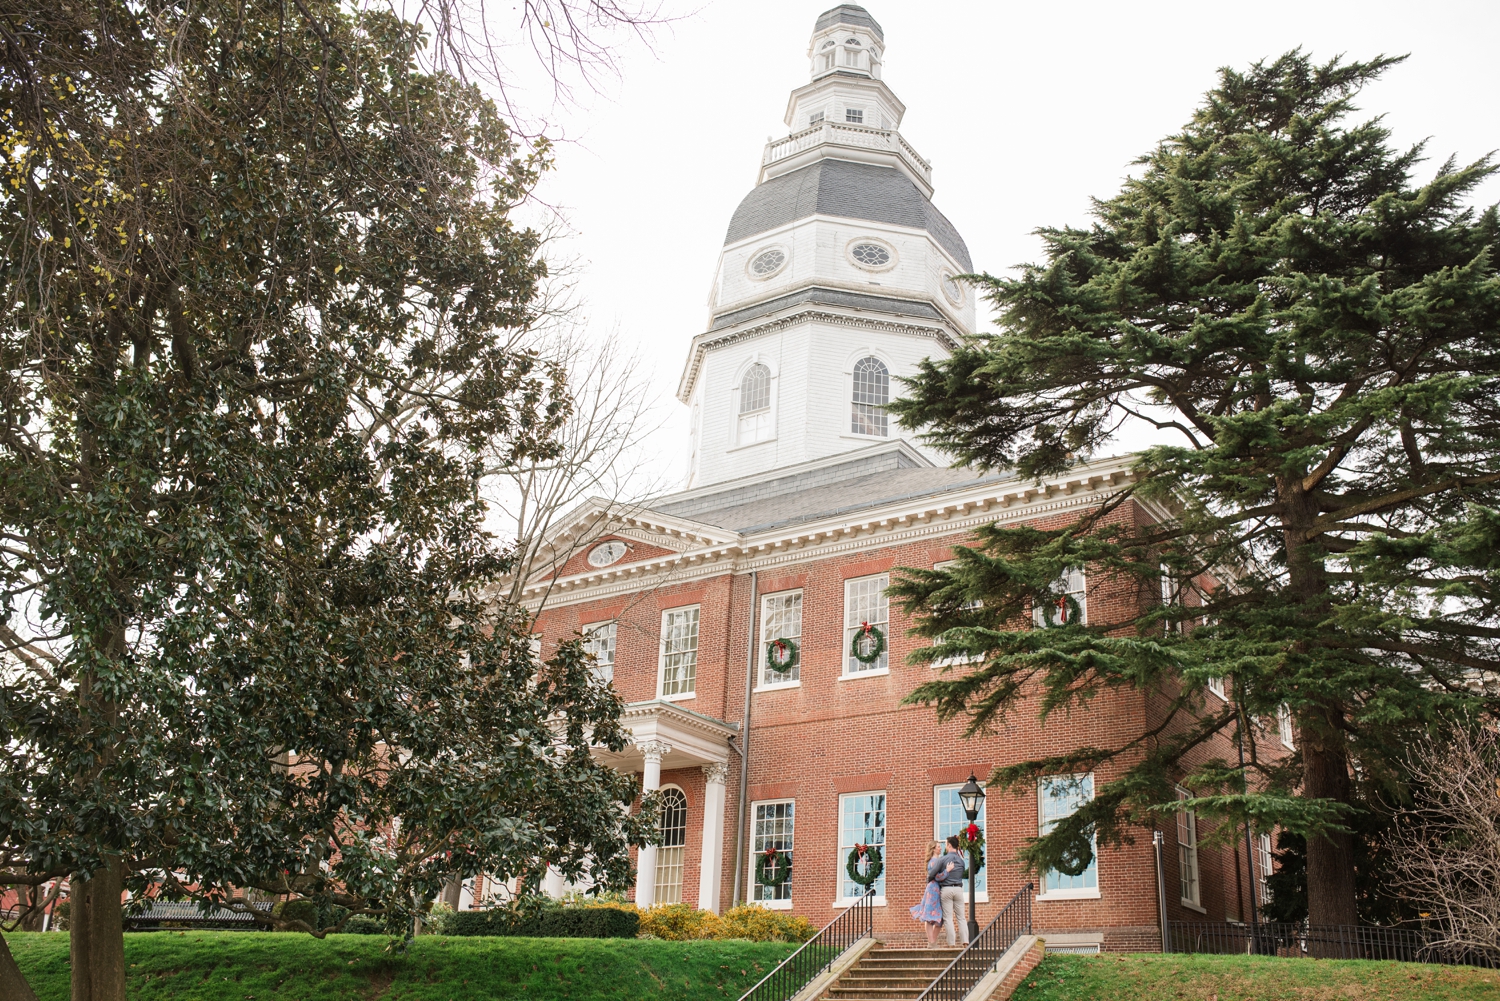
[738, 363, 773, 444]
[654, 788, 688, 904]
[851, 356, 889, 436]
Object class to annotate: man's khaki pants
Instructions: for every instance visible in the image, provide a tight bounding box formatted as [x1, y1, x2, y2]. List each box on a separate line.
[939, 885, 969, 946]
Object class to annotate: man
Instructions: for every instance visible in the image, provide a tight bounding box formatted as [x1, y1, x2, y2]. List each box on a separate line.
[938, 834, 969, 946]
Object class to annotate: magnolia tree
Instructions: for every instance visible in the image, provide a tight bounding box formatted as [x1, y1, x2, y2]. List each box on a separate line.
[0, 3, 659, 1000]
[891, 52, 1500, 931]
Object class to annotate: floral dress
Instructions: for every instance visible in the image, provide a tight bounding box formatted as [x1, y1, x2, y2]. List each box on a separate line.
[909, 858, 947, 924]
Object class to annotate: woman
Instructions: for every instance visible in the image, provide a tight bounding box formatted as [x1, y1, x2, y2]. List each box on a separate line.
[909, 840, 949, 945]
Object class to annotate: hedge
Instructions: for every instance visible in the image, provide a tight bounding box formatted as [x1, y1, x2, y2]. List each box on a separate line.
[449, 906, 639, 939]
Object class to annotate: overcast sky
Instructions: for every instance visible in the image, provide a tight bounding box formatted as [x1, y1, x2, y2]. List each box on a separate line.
[510, 0, 1500, 488]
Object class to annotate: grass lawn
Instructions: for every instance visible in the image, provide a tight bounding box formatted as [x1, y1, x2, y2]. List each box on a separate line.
[1017, 952, 1500, 1000]
[7, 931, 798, 1000]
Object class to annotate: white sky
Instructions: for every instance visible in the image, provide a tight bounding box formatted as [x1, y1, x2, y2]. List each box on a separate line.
[511, 0, 1500, 487]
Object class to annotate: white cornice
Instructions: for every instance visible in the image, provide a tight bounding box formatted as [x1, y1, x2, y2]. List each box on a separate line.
[676, 305, 960, 404]
[522, 457, 1141, 611]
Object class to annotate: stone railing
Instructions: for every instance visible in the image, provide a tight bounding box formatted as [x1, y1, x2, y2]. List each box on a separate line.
[762, 122, 932, 185]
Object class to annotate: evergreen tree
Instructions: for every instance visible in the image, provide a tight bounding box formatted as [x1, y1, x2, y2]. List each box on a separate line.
[891, 52, 1500, 930]
[0, 4, 652, 999]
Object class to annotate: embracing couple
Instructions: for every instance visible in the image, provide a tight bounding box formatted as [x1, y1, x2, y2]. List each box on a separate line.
[909, 835, 969, 946]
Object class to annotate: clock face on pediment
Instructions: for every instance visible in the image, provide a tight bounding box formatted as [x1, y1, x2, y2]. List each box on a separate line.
[588, 540, 629, 568]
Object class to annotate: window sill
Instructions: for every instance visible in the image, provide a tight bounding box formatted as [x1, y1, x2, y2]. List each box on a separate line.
[754, 680, 802, 693]
[728, 435, 778, 454]
[839, 432, 891, 444]
[658, 692, 697, 703]
[749, 898, 794, 911]
[1036, 889, 1101, 901]
[1181, 900, 1207, 914]
[838, 668, 890, 681]
[833, 897, 887, 908]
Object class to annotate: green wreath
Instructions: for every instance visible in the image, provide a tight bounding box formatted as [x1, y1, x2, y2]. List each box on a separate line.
[1056, 838, 1094, 877]
[956, 824, 986, 872]
[755, 848, 792, 888]
[850, 622, 886, 664]
[845, 844, 884, 887]
[1036, 592, 1083, 628]
[765, 638, 800, 675]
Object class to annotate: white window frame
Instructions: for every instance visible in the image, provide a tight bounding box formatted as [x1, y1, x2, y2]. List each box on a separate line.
[657, 605, 701, 700]
[1176, 786, 1202, 910]
[1036, 773, 1100, 900]
[582, 620, 616, 683]
[847, 354, 891, 438]
[836, 791, 886, 906]
[809, 110, 825, 126]
[845, 106, 863, 123]
[842, 574, 890, 677]
[733, 361, 776, 448]
[934, 783, 987, 902]
[1033, 566, 1087, 628]
[1207, 676, 1226, 700]
[749, 799, 795, 909]
[653, 784, 689, 905]
[931, 561, 981, 667]
[1277, 705, 1296, 749]
[1256, 833, 1274, 906]
[757, 590, 803, 690]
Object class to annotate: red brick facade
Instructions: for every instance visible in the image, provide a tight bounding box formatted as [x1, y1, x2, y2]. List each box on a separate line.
[529, 481, 1281, 950]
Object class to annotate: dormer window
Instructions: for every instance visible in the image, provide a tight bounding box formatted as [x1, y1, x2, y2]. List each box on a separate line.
[845, 108, 863, 124]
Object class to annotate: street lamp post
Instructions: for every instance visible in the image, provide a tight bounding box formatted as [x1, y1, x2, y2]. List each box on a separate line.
[958, 773, 985, 944]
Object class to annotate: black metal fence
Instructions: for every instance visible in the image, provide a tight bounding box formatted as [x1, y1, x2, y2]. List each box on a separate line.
[914, 883, 1035, 1001]
[1167, 920, 1500, 970]
[737, 889, 875, 1001]
[125, 900, 273, 931]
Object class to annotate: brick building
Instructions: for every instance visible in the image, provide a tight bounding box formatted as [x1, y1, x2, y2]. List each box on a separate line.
[510, 5, 1284, 952]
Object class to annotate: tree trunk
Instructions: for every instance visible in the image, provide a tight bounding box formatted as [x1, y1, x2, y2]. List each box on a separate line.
[0, 931, 41, 1001]
[70, 858, 127, 1001]
[1280, 484, 1360, 935]
[442, 877, 462, 911]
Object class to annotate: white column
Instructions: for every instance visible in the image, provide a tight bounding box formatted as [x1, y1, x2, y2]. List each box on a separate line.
[697, 761, 729, 914]
[634, 739, 671, 907]
[543, 866, 567, 900]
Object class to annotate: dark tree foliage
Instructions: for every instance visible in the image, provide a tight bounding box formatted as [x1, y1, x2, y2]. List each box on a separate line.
[890, 52, 1500, 930]
[0, 4, 652, 1000]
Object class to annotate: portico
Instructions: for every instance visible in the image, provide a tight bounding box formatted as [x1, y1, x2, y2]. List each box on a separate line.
[593, 699, 738, 912]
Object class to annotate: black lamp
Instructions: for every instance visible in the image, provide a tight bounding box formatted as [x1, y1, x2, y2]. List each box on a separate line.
[959, 773, 985, 943]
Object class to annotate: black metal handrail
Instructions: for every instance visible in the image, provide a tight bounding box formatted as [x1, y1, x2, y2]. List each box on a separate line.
[1167, 920, 1500, 970]
[738, 889, 876, 1001]
[914, 883, 1034, 1001]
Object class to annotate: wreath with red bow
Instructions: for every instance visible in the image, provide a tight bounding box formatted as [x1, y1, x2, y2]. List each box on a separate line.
[845, 843, 884, 887]
[850, 621, 886, 664]
[955, 822, 985, 871]
[765, 638, 799, 675]
[755, 848, 792, 888]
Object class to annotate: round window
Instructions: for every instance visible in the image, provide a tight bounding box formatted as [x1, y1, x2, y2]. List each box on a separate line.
[849, 242, 892, 268]
[749, 248, 787, 278]
[941, 272, 963, 306]
[587, 541, 628, 568]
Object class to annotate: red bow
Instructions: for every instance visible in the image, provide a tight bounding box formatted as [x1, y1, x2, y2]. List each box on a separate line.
[860, 621, 872, 635]
[854, 843, 870, 859]
[965, 823, 981, 839]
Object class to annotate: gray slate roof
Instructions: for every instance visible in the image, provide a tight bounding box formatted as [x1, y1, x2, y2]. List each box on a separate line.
[653, 448, 1003, 534]
[711, 285, 944, 330]
[725, 160, 972, 271]
[815, 4, 884, 40]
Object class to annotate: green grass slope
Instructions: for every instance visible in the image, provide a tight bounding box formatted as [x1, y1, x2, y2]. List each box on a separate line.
[7, 931, 798, 1000]
[1018, 952, 1500, 1001]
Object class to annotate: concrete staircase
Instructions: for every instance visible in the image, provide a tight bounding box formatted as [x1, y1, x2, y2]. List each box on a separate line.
[819, 946, 961, 1001]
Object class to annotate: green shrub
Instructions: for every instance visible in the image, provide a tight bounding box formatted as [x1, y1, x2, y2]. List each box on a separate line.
[720, 905, 814, 943]
[273, 898, 348, 931]
[449, 906, 639, 939]
[340, 915, 386, 935]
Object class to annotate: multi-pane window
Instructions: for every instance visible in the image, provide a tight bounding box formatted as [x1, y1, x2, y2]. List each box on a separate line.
[660, 607, 700, 698]
[931, 560, 981, 667]
[1256, 833, 1274, 906]
[821, 52, 835, 71]
[760, 591, 803, 686]
[751, 801, 795, 904]
[1161, 564, 1183, 633]
[582, 621, 616, 683]
[1207, 676, 1226, 699]
[809, 111, 825, 126]
[1277, 705, 1296, 749]
[845, 107, 864, 123]
[1038, 774, 1098, 895]
[850, 356, 889, 436]
[935, 784, 986, 895]
[839, 792, 886, 899]
[1176, 787, 1200, 906]
[1034, 566, 1087, 627]
[844, 574, 889, 674]
[654, 787, 688, 904]
[738, 363, 773, 444]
